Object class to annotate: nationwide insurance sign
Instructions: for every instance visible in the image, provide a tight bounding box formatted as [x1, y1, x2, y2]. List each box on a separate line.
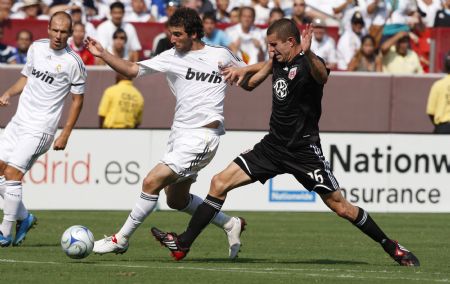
[0, 130, 448, 212]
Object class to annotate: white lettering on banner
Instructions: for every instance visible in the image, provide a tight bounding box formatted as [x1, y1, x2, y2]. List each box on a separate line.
[0, 130, 447, 212]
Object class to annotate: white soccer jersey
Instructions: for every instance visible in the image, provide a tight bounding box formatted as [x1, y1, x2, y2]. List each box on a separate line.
[137, 44, 245, 129]
[12, 39, 87, 135]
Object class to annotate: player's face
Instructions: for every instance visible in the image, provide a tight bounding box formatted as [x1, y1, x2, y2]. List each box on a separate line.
[267, 32, 292, 63]
[48, 16, 72, 50]
[169, 26, 194, 53]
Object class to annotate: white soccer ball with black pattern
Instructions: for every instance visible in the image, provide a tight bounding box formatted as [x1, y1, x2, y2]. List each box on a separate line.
[61, 225, 95, 259]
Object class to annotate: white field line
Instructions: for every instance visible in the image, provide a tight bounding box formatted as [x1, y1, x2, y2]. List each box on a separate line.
[0, 258, 448, 283]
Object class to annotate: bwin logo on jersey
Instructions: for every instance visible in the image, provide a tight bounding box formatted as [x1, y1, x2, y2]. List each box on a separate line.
[31, 68, 55, 85]
[273, 78, 288, 100]
[185, 68, 222, 84]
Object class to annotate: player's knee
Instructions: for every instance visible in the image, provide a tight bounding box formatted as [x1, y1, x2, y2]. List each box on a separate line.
[210, 174, 228, 197]
[333, 204, 352, 220]
[142, 177, 160, 194]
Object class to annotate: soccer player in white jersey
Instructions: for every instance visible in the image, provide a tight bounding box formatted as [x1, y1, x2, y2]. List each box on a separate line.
[85, 7, 247, 259]
[0, 12, 86, 247]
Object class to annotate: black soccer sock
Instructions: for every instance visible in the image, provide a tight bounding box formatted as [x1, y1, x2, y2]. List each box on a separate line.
[179, 195, 224, 248]
[352, 207, 389, 244]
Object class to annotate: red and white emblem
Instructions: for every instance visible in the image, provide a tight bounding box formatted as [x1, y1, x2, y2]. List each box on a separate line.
[288, 67, 297, 80]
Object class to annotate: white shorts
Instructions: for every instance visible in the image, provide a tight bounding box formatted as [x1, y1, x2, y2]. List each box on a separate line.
[161, 127, 222, 183]
[0, 121, 54, 173]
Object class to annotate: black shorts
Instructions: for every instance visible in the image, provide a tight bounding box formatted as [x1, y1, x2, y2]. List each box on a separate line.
[234, 138, 340, 194]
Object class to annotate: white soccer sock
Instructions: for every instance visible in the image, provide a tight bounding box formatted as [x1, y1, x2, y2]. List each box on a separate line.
[117, 192, 158, 243]
[0, 176, 28, 221]
[2, 180, 23, 237]
[181, 194, 233, 230]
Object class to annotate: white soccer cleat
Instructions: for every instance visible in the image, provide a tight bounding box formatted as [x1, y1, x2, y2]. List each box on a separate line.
[93, 234, 129, 255]
[225, 217, 247, 259]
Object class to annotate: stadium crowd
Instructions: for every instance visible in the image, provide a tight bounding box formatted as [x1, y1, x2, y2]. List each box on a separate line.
[0, 0, 449, 72]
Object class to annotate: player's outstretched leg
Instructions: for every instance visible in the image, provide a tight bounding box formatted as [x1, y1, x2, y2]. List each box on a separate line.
[13, 212, 37, 246]
[175, 193, 247, 259]
[321, 190, 420, 266]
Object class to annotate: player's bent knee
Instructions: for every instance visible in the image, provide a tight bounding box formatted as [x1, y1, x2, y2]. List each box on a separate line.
[210, 174, 228, 197]
[333, 205, 352, 220]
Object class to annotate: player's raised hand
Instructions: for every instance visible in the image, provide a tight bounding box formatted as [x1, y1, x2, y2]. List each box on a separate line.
[300, 24, 313, 54]
[222, 66, 247, 86]
[0, 93, 10, 106]
[53, 135, 68, 151]
[84, 36, 104, 57]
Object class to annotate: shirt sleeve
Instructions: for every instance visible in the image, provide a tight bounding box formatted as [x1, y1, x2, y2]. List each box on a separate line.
[69, 54, 87, 95]
[21, 43, 34, 77]
[137, 50, 172, 77]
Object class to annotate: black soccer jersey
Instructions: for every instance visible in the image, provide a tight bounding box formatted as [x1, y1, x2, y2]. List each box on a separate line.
[265, 52, 328, 149]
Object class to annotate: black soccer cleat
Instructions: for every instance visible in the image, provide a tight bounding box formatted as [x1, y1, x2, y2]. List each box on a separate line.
[151, 227, 190, 261]
[383, 239, 420, 267]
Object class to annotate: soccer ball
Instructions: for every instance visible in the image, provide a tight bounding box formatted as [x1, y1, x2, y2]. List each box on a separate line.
[61, 225, 95, 259]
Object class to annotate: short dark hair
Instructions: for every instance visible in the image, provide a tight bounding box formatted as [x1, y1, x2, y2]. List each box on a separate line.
[49, 11, 73, 33]
[16, 29, 33, 41]
[267, 18, 300, 43]
[110, 1, 125, 11]
[269, 7, 284, 18]
[239, 6, 255, 19]
[445, 50, 450, 73]
[203, 11, 217, 23]
[168, 7, 204, 39]
[113, 28, 127, 42]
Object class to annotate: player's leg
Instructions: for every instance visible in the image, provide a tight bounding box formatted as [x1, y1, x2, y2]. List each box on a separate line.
[165, 176, 246, 259]
[152, 161, 254, 260]
[93, 163, 179, 255]
[319, 190, 420, 266]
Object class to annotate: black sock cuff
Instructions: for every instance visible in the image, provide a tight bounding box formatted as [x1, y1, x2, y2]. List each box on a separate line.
[204, 195, 224, 211]
[353, 207, 368, 227]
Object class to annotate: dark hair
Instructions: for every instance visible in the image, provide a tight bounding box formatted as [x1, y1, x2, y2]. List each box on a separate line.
[168, 7, 204, 38]
[445, 50, 450, 73]
[361, 34, 375, 46]
[267, 18, 300, 43]
[16, 29, 33, 41]
[203, 11, 217, 23]
[110, 1, 125, 11]
[113, 28, 127, 42]
[49, 11, 73, 33]
[269, 7, 284, 18]
[239, 6, 255, 19]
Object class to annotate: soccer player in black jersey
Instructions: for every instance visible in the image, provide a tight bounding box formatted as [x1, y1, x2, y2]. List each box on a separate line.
[152, 19, 420, 266]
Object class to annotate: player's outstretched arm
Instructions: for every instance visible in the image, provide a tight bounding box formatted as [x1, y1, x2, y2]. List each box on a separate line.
[243, 59, 273, 91]
[85, 37, 139, 78]
[53, 93, 83, 151]
[301, 24, 328, 85]
[0, 76, 27, 106]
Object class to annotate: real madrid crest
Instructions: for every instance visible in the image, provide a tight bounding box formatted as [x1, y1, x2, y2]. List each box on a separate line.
[288, 67, 297, 80]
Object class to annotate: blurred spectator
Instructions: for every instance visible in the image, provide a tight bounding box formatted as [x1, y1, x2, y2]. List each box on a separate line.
[125, 0, 151, 22]
[254, 0, 270, 25]
[311, 18, 337, 70]
[229, 6, 240, 24]
[181, 0, 201, 12]
[333, 0, 361, 34]
[364, 0, 387, 47]
[0, 0, 13, 23]
[13, 29, 32, 64]
[381, 31, 423, 74]
[198, 0, 214, 15]
[426, 51, 450, 133]
[416, 0, 441, 27]
[347, 35, 382, 71]
[434, 0, 450, 27]
[97, 28, 135, 64]
[152, 22, 172, 55]
[98, 73, 144, 129]
[10, 0, 49, 20]
[69, 22, 95, 65]
[157, 0, 179, 22]
[202, 12, 231, 47]
[70, 4, 97, 38]
[147, 0, 166, 21]
[381, 0, 417, 40]
[215, 0, 230, 23]
[96, 1, 141, 60]
[228, 0, 252, 13]
[291, 0, 311, 25]
[0, 26, 16, 64]
[268, 7, 284, 25]
[225, 6, 265, 64]
[337, 11, 365, 70]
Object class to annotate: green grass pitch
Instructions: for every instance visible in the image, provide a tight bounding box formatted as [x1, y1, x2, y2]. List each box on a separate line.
[0, 211, 449, 283]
